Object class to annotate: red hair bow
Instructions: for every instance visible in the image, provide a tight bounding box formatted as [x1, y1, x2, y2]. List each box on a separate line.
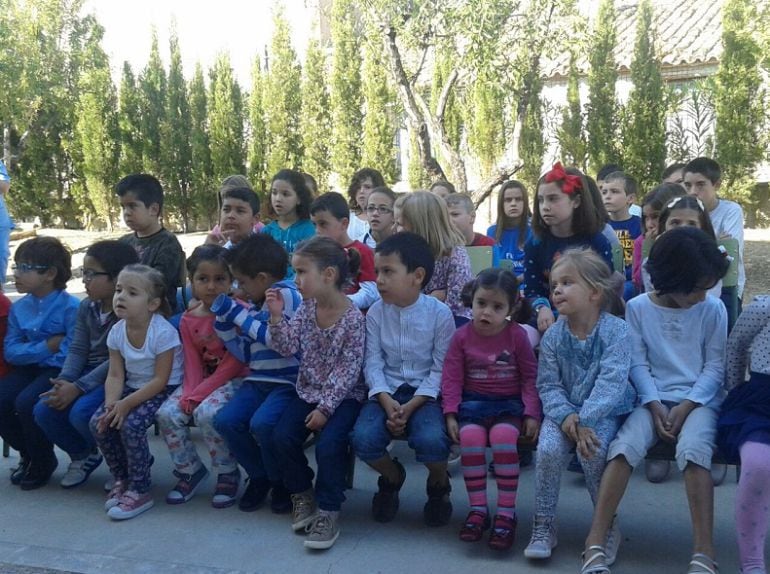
[544, 162, 582, 195]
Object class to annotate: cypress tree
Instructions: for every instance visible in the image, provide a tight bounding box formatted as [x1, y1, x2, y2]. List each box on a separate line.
[466, 70, 505, 174]
[189, 62, 215, 226]
[139, 31, 166, 176]
[209, 53, 245, 183]
[519, 75, 546, 191]
[361, 38, 398, 184]
[299, 39, 332, 192]
[558, 51, 587, 170]
[248, 56, 267, 191]
[118, 62, 143, 176]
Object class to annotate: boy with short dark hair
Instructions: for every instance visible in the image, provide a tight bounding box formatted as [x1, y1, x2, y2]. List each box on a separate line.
[683, 157, 745, 328]
[602, 171, 643, 299]
[217, 187, 260, 248]
[445, 194, 495, 247]
[310, 192, 378, 310]
[211, 234, 302, 513]
[116, 174, 185, 313]
[350, 232, 456, 527]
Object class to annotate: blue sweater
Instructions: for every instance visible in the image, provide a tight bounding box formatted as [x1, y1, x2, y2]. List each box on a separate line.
[486, 224, 532, 277]
[262, 219, 316, 279]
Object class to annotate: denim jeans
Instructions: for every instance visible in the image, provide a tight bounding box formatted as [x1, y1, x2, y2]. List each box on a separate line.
[350, 384, 451, 464]
[34, 386, 105, 459]
[272, 397, 361, 512]
[213, 381, 296, 482]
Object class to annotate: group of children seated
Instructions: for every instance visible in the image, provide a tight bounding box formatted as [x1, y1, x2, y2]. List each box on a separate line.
[0, 157, 767, 574]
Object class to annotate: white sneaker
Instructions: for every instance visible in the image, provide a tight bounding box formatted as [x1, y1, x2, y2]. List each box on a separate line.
[524, 516, 557, 559]
[645, 460, 671, 483]
[60, 453, 102, 489]
[605, 515, 621, 566]
[107, 490, 154, 520]
[304, 511, 340, 550]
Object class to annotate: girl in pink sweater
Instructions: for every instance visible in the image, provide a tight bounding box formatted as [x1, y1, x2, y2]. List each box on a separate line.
[441, 268, 541, 551]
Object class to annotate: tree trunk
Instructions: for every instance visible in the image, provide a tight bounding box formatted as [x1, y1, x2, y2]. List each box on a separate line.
[470, 163, 523, 208]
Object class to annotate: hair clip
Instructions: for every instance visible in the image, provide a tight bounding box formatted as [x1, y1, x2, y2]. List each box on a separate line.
[544, 162, 583, 194]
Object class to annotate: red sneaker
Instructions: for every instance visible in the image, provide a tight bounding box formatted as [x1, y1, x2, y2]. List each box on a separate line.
[459, 510, 490, 542]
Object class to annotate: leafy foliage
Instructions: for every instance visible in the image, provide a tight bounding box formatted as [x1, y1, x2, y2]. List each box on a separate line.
[558, 51, 587, 170]
[299, 39, 332, 191]
[208, 53, 245, 185]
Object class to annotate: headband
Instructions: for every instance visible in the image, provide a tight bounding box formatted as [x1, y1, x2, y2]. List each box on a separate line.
[667, 196, 705, 211]
[544, 162, 583, 195]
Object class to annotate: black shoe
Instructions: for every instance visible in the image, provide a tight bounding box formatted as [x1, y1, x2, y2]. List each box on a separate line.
[567, 454, 584, 474]
[372, 458, 406, 523]
[20, 458, 58, 491]
[238, 477, 270, 512]
[270, 482, 292, 514]
[10, 457, 31, 486]
[424, 475, 452, 527]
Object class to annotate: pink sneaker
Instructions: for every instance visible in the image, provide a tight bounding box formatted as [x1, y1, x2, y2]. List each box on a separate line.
[104, 480, 126, 511]
[107, 490, 154, 520]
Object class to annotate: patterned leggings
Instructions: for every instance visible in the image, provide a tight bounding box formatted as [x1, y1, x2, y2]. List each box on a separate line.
[156, 384, 237, 475]
[90, 388, 171, 493]
[534, 416, 620, 518]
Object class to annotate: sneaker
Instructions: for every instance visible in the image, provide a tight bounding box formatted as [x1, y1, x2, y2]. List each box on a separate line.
[60, 453, 102, 489]
[104, 455, 154, 492]
[524, 515, 558, 559]
[645, 460, 671, 483]
[488, 514, 517, 551]
[372, 458, 406, 523]
[165, 466, 209, 504]
[459, 510, 490, 542]
[423, 476, 452, 527]
[270, 482, 292, 514]
[605, 515, 621, 566]
[107, 490, 154, 520]
[20, 457, 58, 491]
[238, 477, 271, 512]
[10, 457, 31, 486]
[291, 490, 318, 531]
[211, 469, 240, 509]
[711, 463, 728, 486]
[303, 511, 340, 550]
[104, 480, 127, 511]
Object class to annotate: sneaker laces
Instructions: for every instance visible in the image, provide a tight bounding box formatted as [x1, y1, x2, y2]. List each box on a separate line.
[292, 494, 314, 520]
[530, 519, 553, 543]
[305, 514, 332, 536]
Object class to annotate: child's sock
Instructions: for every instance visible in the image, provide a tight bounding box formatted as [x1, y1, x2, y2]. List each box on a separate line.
[737, 441, 770, 573]
[459, 424, 488, 513]
[490, 423, 520, 519]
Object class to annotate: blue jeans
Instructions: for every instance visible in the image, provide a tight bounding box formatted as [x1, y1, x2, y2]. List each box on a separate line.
[34, 386, 105, 459]
[720, 286, 742, 333]
[350, 384, 451, 464]
[272, 397, 361, 511]
[213, 381, 296, 482]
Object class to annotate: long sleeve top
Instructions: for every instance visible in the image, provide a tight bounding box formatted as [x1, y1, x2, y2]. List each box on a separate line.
[262, 219, 316, 279]
[709, 199, 745, 297]
[5, 289, 80, 368]
[365, 295, 456, 399]
[487, 225, 532, 278]
[268, 299, 367, 417]
[441, 321, 541, 419]
[626, 293, 727, 408]
[214, 281, 302, 385]
[536, 312, 635, 428]
[120, 228, 184, 313]
[345, 239, 380, 310]
[424, 246, 474, 318]
[725, 296, 770, 390]
[180, 312, 248, 404]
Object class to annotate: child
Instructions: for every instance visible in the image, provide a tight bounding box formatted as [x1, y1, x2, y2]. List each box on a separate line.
[212, 234, 302, 513]
[430, 180, 456, 200]
[523, 248, 634, 562]
[396, 191, 474, 319]
[207, 175, 264, 245]
[601, 171, 642, 301]
[582, 227, 729, 574]
[34, 240, 139, 489]
[717, 295, 770, 574]
[212, 186, 261, 249]
[0, 237, 80, 489]
[486, 180, 532, 278]
[155, 245, 249, 507]
[266, 237, 366, 550]
[90, 264, 184, 520]
[351, 232, 456, 527]
[117, 174, 185, 314]
[347, 168, 385, 243]
[445, 193, 495, 247]
[310, 192, 379, 310]
[262, 169, 315, 278]
[442, 268, 540, 550]
[683, 157, 745, 330]
[597, 164, 641, 218]
[524, 163, 614, 333]
[362, 186, 397, 248]
[662, 162, 686, 187]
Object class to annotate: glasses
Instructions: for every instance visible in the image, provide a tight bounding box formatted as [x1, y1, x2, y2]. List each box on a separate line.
[82, 269, 111, 281]
[366, 205, 393, 215]
[12, 263, 49, 273]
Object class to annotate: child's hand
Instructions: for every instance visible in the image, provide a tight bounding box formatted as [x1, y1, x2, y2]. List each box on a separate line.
[265, 288, 285, 322]
[180, 398, 199, 416]
[522, 416, 540, 443]
[560, 413, 580, 443]
[445, 414, 460, 444]
[96, 405, 116, 434]
[305, 409, 328, 431]
[665, 400, 696, 438]
[536, 307, 555, 333]
[429, 289, 447, 302]
[576, 426, 601, 459]
[647, 401, 674, 442]
[109, 399, 133, 430]
[46, 334, 65, 353]
[41, 379, 82, 410]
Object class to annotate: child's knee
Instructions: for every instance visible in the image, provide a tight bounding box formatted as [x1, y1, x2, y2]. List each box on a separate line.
[489, 422, 520, 445]
[410, 427, 451, 463]
[32, 400, 54, 427]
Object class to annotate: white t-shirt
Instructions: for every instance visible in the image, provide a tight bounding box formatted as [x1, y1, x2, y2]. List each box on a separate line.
[107, 313, 184, 390]
[347, 215, 370, 244]
[709, 198, 745, 297]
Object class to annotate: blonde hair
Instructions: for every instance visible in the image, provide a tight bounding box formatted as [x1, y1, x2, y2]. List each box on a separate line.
[399, 191, 465, 258]
[118, 264, 172, 318]
[550, 248, 623, 316]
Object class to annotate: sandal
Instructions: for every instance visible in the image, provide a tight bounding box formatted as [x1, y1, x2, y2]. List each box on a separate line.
[581, 545, 610, 574]
[459, 510, 490, 542]
[688, 553, 718, 574]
